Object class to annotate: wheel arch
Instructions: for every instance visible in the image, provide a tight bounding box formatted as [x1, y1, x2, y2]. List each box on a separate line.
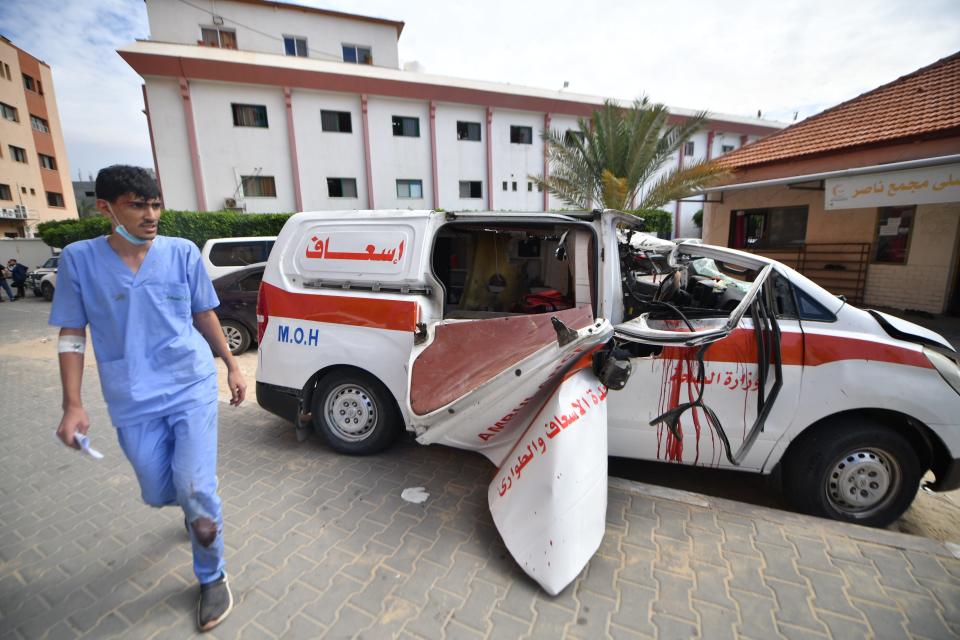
[777, 408, 947, 478]
[301, 364, 406, 429]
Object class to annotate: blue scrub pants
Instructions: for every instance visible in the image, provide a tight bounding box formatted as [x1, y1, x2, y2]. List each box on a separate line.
[116, 400, 225, 585]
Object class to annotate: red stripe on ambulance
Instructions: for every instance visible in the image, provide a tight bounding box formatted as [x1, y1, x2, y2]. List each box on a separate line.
[259, 282, 418, 332]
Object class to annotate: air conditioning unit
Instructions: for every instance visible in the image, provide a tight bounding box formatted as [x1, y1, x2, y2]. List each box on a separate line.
[14, 204, 27, 218]
[223, 197, 245, 211]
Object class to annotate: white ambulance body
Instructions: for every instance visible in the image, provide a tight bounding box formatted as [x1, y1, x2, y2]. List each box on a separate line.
[256, 209, 960, 594]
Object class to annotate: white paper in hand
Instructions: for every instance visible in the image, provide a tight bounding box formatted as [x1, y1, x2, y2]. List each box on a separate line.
[54, 431, 104, 460]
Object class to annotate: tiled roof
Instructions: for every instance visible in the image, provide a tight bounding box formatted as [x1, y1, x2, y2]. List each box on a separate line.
[718, 51, 960, 169]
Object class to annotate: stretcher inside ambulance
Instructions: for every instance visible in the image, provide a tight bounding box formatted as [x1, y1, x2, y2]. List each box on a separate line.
[256, 210, 960, 595]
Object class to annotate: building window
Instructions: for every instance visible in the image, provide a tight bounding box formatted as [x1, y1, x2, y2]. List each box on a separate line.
[232, 104, 268, 128]
[39, 154, 56, 170]
[0, 102, 17, 122]
[392, 116, 420, 137]
[320, 110, 352, 133]
[459, 181, 482, 199]
[342, 44, 372, 64]
[1, 63, 9, 80]
[396, 179, 423, 199]
[30, 115, 49, 132]
[283, 36, 308, 57]
[327, 178, 358, 198]
[684, 141, 695, 156]
[510, 126, 533, 144]
[21, 186, 26, 194]
[46, 191, 64, 207]
[0, 184, 10, 200]
[241, 175, 277, 197]
[721, 144, 735, 153]
[200, 27, 237, 49]
[527, 182, 533, 192]
[457, 121, 481, 141]
[512, 181, 517, 191]
[22, 73, 35, 92]
[502, 181, 507, 191]
[29, 188, 35, 195]
[9, 146, 27, 163]
[874, 205, 915, 265]
[729, 206, 808, 249]
[564, 130, 584, 146]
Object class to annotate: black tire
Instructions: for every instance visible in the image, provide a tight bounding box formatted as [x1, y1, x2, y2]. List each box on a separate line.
[220, 320, 251, 356]
[311, 369, 401, 455]
[41, 282, 54, 302]
[782, 418, 922, 527]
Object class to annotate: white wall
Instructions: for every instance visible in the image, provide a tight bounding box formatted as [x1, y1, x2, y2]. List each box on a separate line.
[434, 103, 486, 211]
[190, 81, 296, 212]
[546, 114, 581, 211]
[145, 0, 400, 68]
[146, 78, 197, 211]
[293, 90, 368, 209]
[367, 97, 432, 210]
[492, 109, 545, 212]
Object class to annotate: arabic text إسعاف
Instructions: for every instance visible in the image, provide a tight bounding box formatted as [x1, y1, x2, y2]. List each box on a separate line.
[305, 236, 406, 263]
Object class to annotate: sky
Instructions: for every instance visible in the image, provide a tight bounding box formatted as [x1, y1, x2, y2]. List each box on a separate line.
[0, 0, 958, 180]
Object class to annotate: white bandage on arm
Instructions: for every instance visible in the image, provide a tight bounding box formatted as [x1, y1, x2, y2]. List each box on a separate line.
[58, 335, 86, 354]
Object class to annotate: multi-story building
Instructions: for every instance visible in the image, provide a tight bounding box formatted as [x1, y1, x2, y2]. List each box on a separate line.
[0, 36, 77, 237]
[121, 0, 782, 238]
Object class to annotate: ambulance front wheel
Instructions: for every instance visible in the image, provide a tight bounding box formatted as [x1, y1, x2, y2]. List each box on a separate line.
[312, 370, 401, 455]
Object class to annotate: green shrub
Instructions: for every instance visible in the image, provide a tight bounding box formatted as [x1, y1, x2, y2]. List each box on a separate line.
[36, 210, 294, 249]
[623, 208, 672, 237]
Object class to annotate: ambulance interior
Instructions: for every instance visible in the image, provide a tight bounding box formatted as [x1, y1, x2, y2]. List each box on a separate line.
[616, 224, 757, 324]
[431, 223, 595, 320]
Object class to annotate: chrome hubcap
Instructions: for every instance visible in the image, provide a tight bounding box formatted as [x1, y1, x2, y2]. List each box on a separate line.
[222, 325, 243, 351]
[826, 448, 898, 517]
[324, 384, 377, 442]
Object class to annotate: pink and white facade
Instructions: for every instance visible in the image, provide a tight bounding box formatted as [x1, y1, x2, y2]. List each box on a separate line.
[124, 0, 782, 237]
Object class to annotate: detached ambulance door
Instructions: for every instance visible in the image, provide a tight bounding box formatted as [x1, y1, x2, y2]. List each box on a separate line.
[610, 246, 801, 469]
[405, 219, 621, 595]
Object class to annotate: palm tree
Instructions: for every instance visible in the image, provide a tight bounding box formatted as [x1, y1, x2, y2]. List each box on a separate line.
[532, 97, 727, 213]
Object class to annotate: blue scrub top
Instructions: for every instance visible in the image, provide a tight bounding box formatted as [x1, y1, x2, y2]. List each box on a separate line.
[50, 235, 220, 426]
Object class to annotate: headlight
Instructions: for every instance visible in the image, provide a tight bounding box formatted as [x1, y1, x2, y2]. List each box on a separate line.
[924, 347, 960, 396]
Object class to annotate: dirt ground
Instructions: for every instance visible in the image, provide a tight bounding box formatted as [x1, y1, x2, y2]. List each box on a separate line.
[6, 325, 958, 546]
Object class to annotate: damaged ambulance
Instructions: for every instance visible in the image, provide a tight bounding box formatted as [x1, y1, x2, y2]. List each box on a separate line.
[256, 209, 960, 595]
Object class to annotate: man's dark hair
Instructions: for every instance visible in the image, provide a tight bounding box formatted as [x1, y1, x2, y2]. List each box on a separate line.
[95, 165, 160, 202]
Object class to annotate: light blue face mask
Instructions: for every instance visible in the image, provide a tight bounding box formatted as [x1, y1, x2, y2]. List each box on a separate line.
[106, 203, 150, 246]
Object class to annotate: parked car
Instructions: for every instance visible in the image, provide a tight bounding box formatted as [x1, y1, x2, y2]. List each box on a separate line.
[29, 255, 59, 297]
[201, 236, 275, 281]
[212, 263, 264, 355]
[255, 209, 960, 594]
[38, 272, 56, 301]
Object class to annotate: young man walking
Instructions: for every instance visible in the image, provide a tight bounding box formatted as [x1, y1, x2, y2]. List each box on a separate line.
[51, 165, 246, 631]
[8, 258, 28, 299]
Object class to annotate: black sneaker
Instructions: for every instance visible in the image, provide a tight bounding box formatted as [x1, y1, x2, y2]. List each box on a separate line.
[197, 573, 233, 631]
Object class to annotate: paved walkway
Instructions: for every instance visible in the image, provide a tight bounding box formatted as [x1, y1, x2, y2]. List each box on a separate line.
[1, 318, 959, 638]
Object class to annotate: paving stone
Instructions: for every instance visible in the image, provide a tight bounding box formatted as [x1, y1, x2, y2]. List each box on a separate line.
[450, 578, 501, 633]
[530, 596, 578, 637]
[797, 567, 863, 620]
[849, 599, 908, 640]
[610, 580, 656, 636]
[731, 589, 779, 639]
[691, 600, 737, 640]
[404, 588, 464, 639]
[651, 569, 696, 622]
[813, 610, 871, 640]
[764, 577, 829, 635]
[650, 612, 699, 639]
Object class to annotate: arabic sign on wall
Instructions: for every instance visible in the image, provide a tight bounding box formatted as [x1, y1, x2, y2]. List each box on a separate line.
[825, 163, 960, 210]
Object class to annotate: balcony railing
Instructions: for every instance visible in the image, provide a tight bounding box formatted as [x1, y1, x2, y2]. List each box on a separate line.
[745, 243, 871, 305]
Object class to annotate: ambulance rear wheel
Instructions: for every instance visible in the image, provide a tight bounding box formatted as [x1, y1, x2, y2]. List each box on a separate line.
[312, 370, 400, 455]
